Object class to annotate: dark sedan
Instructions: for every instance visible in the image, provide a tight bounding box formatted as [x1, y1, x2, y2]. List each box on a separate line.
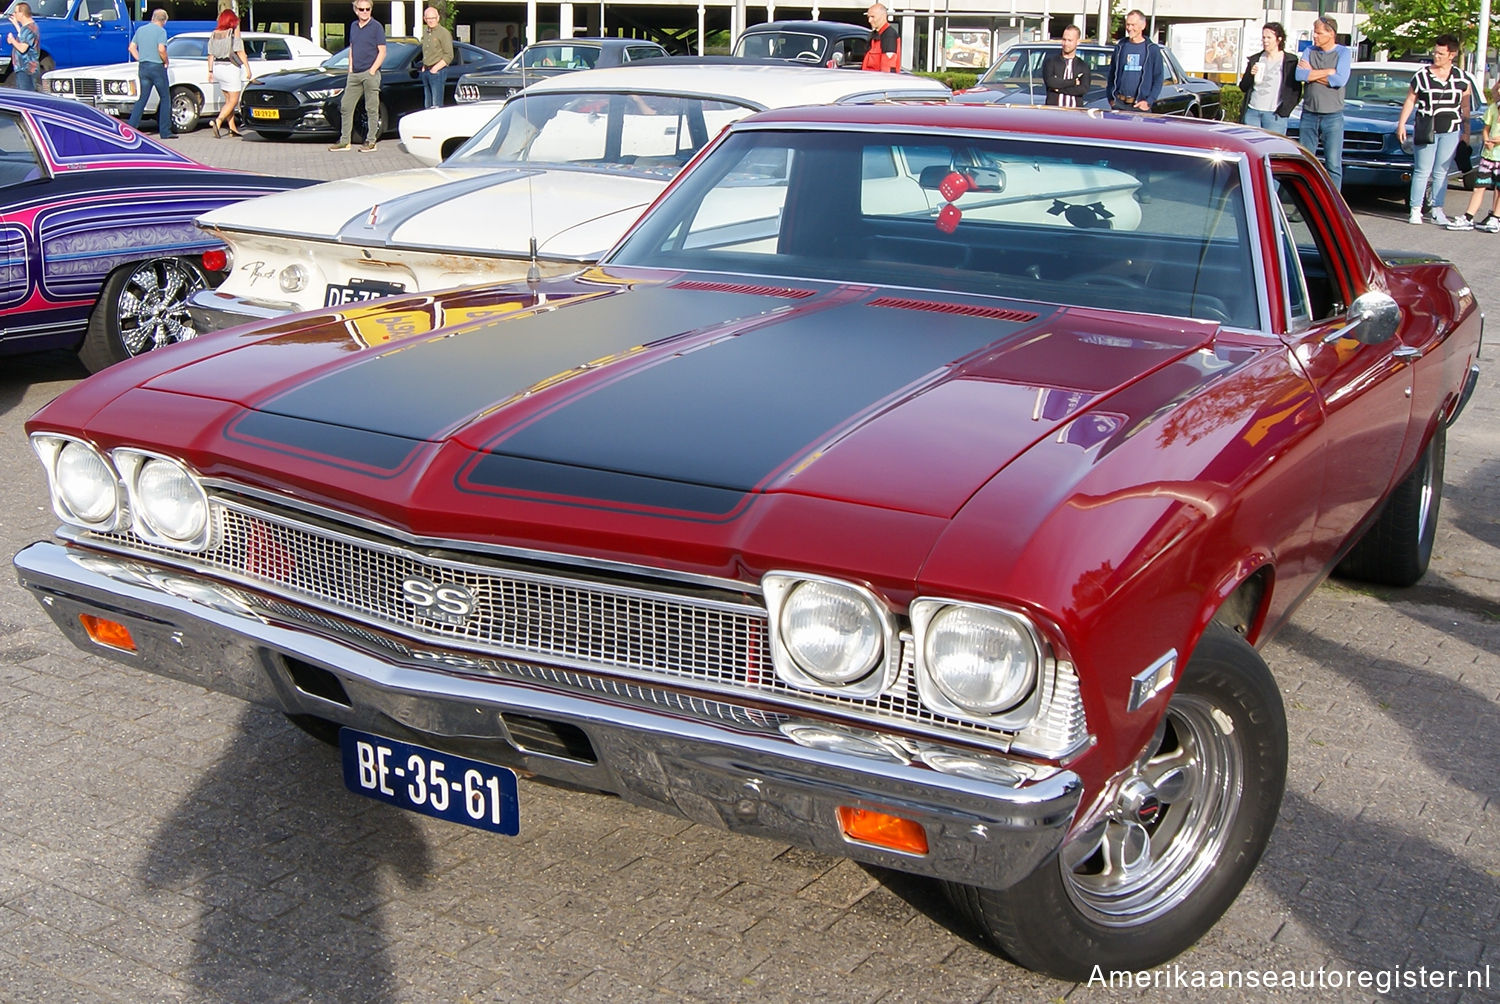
[454, 38, 670, 102]
[954, 41, 1223, 118]
[240, 39, 509, 140]
[732, 20, 873, 69]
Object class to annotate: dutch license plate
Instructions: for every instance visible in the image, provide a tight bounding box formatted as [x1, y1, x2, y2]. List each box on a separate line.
[340, 728, 519, 835]
[324, 277, 406, 306]
[250, 107, 279, 120]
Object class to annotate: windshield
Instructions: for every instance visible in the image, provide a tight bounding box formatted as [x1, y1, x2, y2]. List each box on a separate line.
[19, 0, 70, 16]
[166, 36, 209, 60]
[979, 46, 1112, 85]
[517, 43, 602, 69]
[734, 31, 827, 62]
[447, 91, 757, 175]
[609, 128, 1256, 327]
[1345, 67, 1414, 105]
[323, 41, 417, 71]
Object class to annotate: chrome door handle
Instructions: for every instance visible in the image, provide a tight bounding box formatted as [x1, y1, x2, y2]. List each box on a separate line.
[1393, 346, 1422, 360]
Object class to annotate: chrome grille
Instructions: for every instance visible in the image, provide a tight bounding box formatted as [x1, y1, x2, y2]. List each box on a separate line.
[72, 79, 103, 99]
[91, 497, 1088, 754]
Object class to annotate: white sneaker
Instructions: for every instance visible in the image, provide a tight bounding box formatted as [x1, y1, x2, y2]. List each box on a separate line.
[1430, 207, 1450, 226]
[1478, 214, 1500, 232]
[1447, 214, 1474, 230]
[1409, 209, 1424, 225]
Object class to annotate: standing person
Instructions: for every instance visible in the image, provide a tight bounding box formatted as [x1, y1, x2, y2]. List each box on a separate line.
[1105, 9, 1162, 111]
[1295, 16, 1351, 190]
[861, 4, 899, 73]
[5, 3, 41, 93]
[1447, 76, 1500, 231]
[1397, 34, 1475, 226]
[1238, 22, 1300, 134]
[501, 24, 521, 58]
[1042, 25, 1089, 107]
[206, 8, 246, 138]
[419, 6, 453, 109]
[331, 0, 386, 152]
[127, 10, 173, 140]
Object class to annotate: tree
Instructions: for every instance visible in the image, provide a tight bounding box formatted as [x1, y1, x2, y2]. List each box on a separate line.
[1359, 0, 1500, 60]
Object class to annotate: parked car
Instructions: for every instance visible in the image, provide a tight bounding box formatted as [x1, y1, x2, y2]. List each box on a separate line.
[239, 39, 508, 141]
[1288, 61, 1485, 191]
[16, 103, 1480, 978]
[0, 91, 310, 371]
[955, 41, 1224, 118]
[732, 19, 873, 69]
[192, 63, 951, 329]
[453, 37, 670, 103]
[0, 0, 214, 82]
[41, 32, 331, 134]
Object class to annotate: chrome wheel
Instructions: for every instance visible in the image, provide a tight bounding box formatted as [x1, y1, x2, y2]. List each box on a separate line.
[115, 258, 205, 357]
[1060, 694, 1242, 926]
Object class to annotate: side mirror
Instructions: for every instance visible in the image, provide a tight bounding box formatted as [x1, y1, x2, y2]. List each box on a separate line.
[1346, 290, 1401, 345]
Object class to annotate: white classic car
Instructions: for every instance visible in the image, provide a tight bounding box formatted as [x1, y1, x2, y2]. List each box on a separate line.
[41, 32, 331, 133]
[186, 63, 953, 331]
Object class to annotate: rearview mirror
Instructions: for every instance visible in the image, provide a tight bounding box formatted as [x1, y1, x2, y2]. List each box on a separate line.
[1346, 290, 1400, 345]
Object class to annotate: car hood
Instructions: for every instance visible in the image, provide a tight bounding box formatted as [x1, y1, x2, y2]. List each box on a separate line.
[954, 82, 1107, 107]
[195, 166, 670, 260]
[60, 272, 1220, 562]
[246, 66, 343, 90]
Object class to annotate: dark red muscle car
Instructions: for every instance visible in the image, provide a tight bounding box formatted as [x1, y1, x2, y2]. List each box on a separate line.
[13, 105, 1481, 978]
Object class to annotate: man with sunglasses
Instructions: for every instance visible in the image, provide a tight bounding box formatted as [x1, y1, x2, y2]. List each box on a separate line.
[331, 0, 387, 151]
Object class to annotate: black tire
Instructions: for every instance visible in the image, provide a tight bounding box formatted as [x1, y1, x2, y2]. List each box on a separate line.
[354, 100, 390, 143]
[439, 136, 471, 160]
[1335, 426, 1445, 587]
[170, 86, 202, 133]
[946, 623, 1287, 980]
[78, 257, 208, 373]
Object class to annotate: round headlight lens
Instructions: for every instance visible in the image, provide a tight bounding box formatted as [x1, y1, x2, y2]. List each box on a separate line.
[135, 458, 208, 542]
[55, 442, 118, 525]
[923, 606, 1038, 714]
[279, 263, 308, 293]
[780, 580, 882, 685]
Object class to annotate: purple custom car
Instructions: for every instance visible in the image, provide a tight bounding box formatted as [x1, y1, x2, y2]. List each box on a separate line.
[0, 91, 310, 371]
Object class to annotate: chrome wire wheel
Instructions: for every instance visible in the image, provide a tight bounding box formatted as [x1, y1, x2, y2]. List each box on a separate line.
[1060, 693, 1243, 926]
[115, 258, 205, 357]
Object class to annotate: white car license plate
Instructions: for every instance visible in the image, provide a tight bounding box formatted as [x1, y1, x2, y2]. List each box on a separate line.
[324, 277, 406, 306]
[340, 728, 519, 835]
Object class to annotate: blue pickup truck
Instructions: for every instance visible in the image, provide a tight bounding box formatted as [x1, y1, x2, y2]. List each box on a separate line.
[2, 0, 215, 82]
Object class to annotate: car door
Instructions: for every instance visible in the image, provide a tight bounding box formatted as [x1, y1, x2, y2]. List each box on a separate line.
[0, 110, 47, 342]
[74, 0, 132, 67]
[1270, 162, 1414, 564]
[1152, 50, 1190, 115]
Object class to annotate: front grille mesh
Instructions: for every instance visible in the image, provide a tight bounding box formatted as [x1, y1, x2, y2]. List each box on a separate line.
[93, 497, 1087, 753]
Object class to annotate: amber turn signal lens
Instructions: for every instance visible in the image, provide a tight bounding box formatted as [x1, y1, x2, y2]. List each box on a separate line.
[80, 614, 136, 652]
[837, 806, 928, 855]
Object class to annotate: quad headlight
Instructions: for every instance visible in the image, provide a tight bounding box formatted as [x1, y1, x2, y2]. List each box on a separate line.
[762, 573, 897, 698]
[113, 451, 212, 549]
[33, 435, 123, 530]
[105, 79, 136, 96]
[911, 600, 1042, 725]
[49, 78, 74, 94]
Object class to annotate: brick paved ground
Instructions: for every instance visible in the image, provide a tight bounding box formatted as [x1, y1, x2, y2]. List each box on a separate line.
[0, 130, 1495, 1002]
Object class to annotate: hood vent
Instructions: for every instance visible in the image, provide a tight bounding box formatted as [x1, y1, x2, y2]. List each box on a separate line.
[869, 297, 1038, 323]
[670, 280, 817, 299]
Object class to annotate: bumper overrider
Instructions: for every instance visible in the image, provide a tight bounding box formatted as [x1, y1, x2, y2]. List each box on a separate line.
[14, 539, 1083, 889]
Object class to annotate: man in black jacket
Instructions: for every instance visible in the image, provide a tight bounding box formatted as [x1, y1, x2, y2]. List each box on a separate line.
[1042, 25, 1090, 107]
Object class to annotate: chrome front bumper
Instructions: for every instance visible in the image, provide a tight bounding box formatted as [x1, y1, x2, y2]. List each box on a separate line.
[187, 288, 298, 334]
[15, 540, 1082, 890]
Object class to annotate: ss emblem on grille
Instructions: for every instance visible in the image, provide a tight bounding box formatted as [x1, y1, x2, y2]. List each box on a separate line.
[402, 575, 476, 626]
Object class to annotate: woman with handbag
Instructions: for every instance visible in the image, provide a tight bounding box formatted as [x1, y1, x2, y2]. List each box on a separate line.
[206, 9, 247, 138]
[1397, 33, 1474, 225]
[1238, 22, 1301, 134]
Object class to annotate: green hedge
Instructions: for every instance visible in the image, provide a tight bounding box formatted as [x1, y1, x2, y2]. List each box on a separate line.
[920, 71, 979, 91]
[1219, 85, 1244, 123]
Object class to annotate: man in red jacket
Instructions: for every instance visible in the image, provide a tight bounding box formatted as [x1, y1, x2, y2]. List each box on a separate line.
[862, 4, 900, 72]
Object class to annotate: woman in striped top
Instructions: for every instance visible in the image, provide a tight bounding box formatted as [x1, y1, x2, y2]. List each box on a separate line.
[1397, 33, 1476, 225]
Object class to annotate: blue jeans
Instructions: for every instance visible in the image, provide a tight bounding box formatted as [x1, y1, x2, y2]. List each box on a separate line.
[1242, 107, 1288, 134]
[13, 65, 40, 91]
[422, 66, 447, 108]
[1299, 111, 1344, 190]
[128, 61, 172, 137]
[1410, 129, 1462, 211]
